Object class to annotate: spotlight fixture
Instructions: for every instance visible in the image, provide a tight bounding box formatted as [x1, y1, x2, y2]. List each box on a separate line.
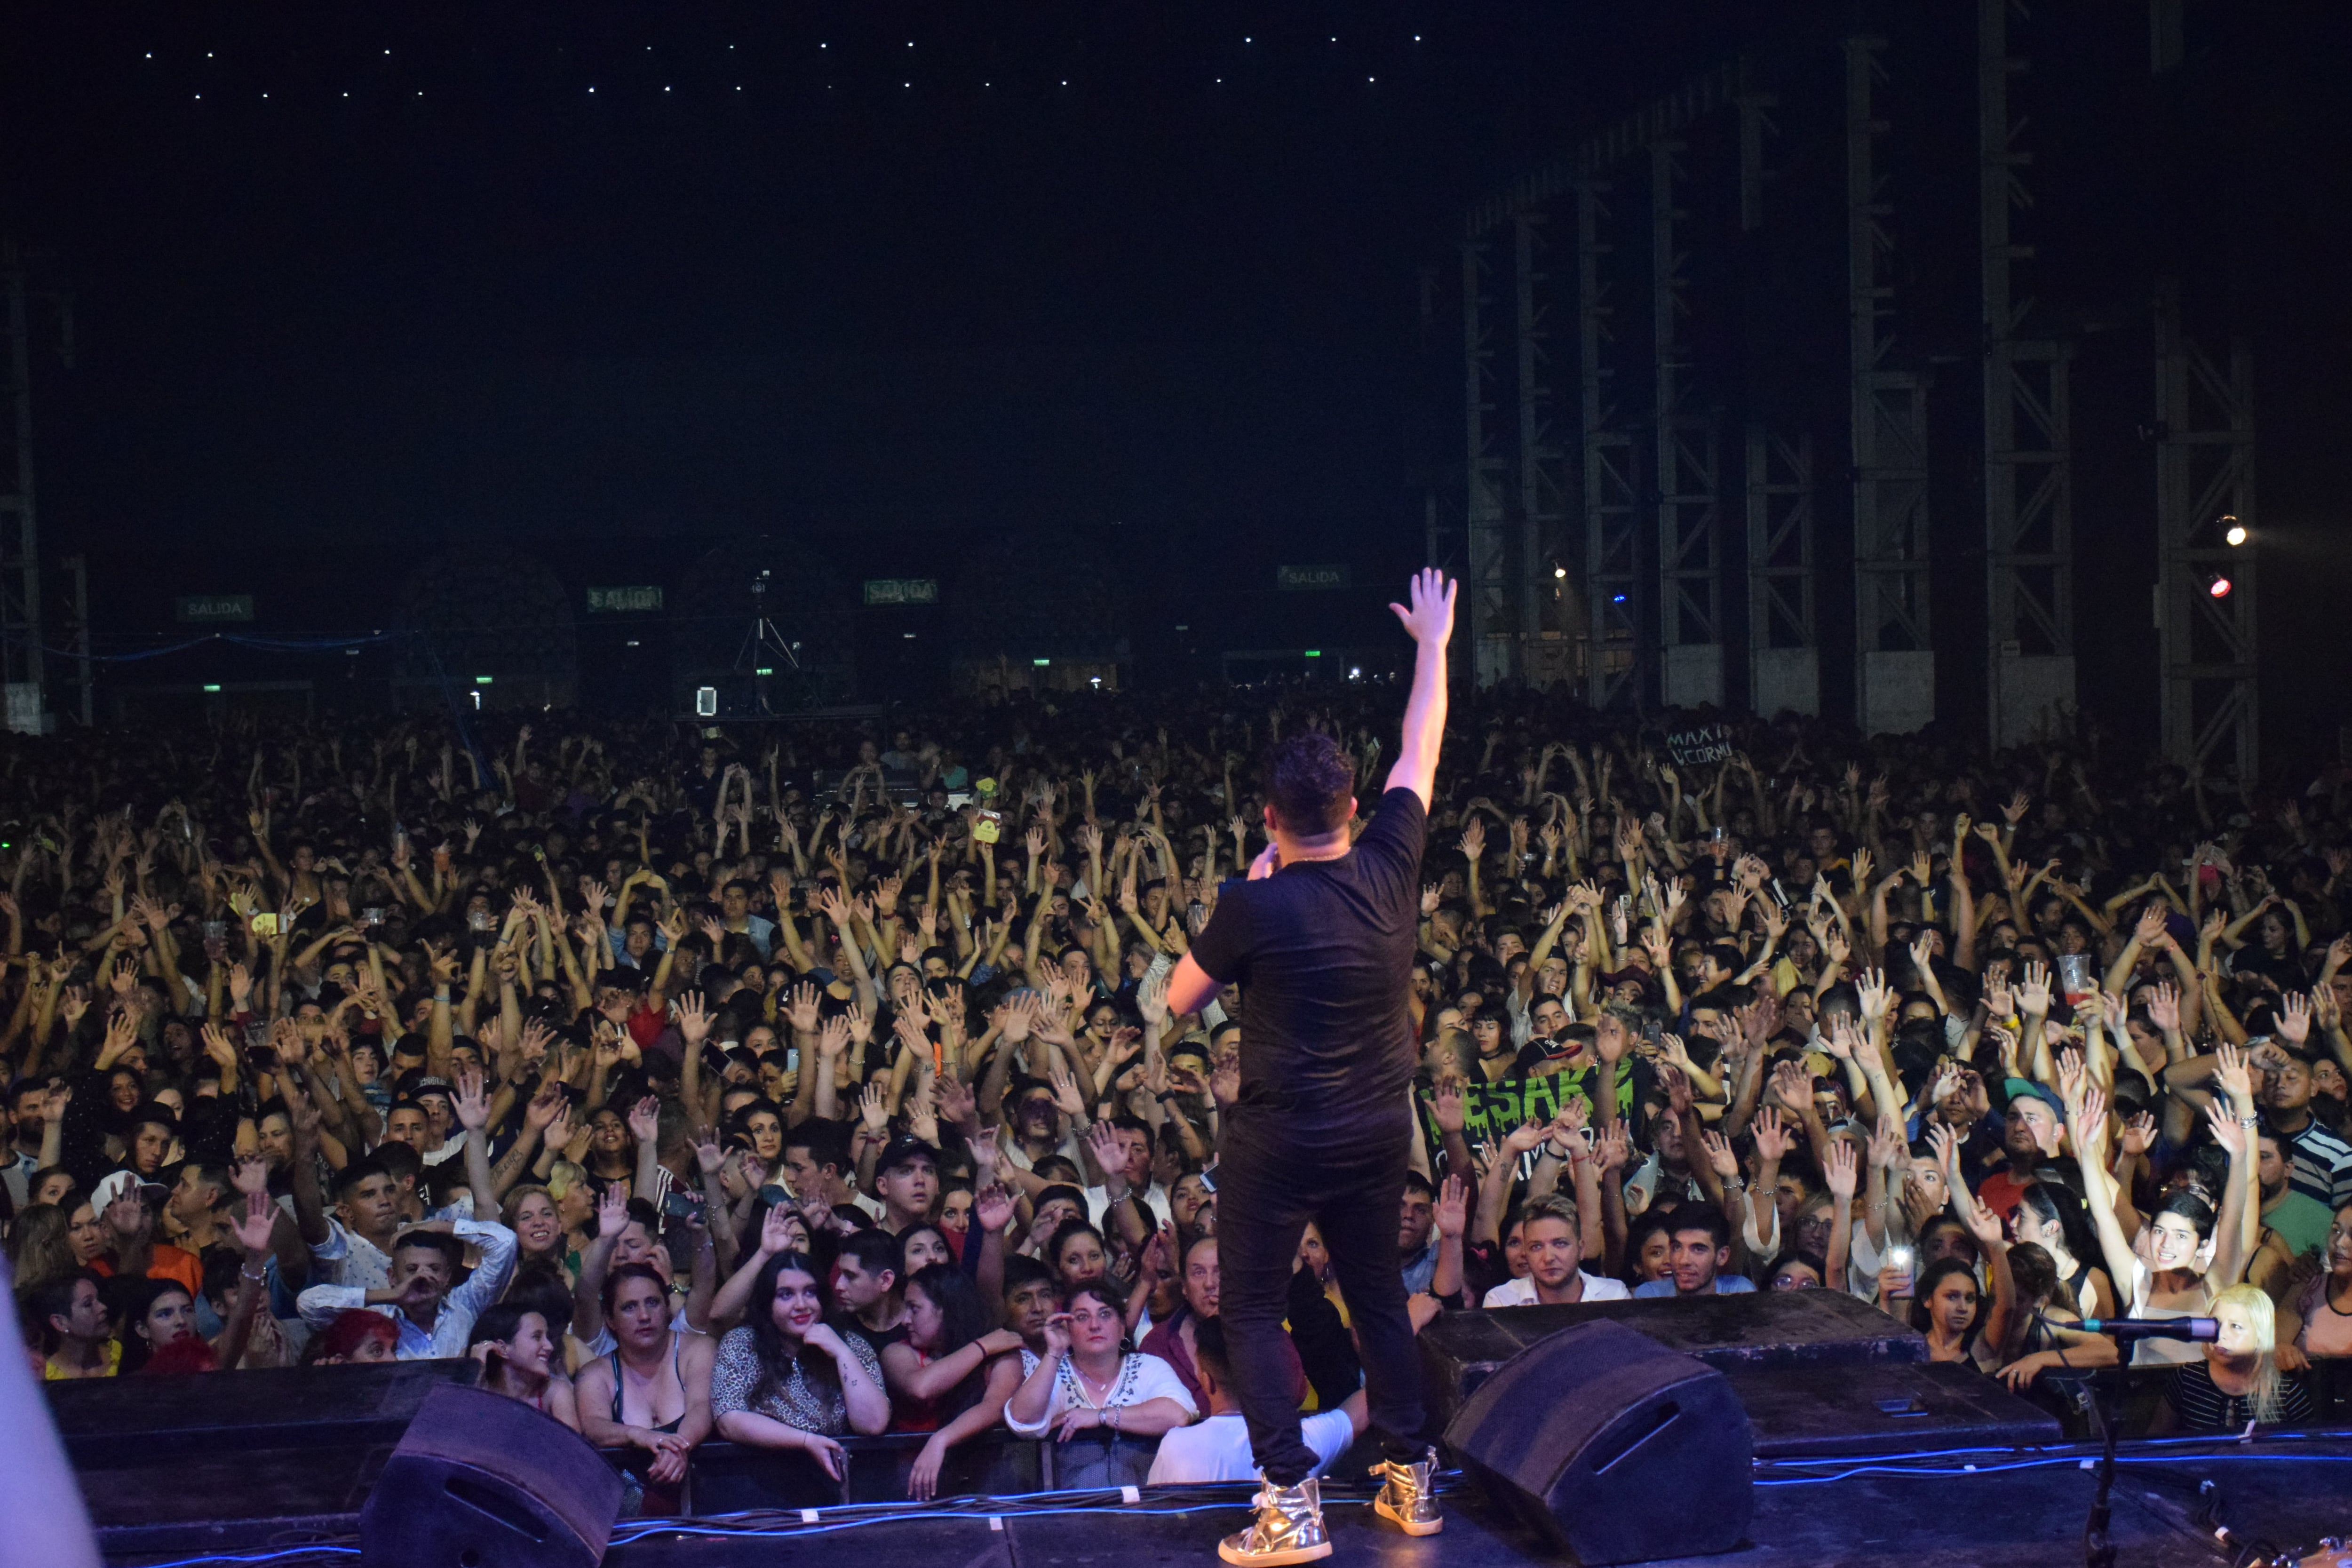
[1552, 565, 1567, 579]
[2222, 515, 2247, 547]
[2208, 574, 2233, 599]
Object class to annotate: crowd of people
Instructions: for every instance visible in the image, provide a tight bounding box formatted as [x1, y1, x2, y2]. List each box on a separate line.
[5, 684, 2350, 1504]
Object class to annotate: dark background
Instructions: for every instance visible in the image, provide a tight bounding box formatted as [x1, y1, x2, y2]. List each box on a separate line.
[5, 2, 2349, 754]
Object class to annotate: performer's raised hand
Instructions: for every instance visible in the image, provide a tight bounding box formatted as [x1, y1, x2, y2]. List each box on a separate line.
[1388, 567, 1456, 648]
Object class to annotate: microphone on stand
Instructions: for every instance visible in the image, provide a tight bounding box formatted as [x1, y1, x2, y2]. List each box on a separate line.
[2075, 1316, 2219, 1342]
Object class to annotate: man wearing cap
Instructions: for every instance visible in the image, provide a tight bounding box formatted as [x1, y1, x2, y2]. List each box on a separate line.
[86, 1169, 205, 1298]
[872, 1134, 940, 1235]
[1977, 1079, 2074, 1226]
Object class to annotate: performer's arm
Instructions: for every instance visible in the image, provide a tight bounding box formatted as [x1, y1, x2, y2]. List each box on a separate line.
[1382, 568, 1456, 811]
[1165, 953, 1219, 1019]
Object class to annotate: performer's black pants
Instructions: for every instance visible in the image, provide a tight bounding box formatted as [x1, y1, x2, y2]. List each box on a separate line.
[1214, 1103, 1430, 1485]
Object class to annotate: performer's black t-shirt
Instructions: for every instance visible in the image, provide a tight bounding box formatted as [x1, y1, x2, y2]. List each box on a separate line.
[1188, 787, 1427, 1132]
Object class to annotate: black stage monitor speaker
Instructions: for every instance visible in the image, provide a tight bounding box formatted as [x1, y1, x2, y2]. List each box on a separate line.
[1444, 1317, 1752, 1565]
[360, 1383, 623, 1568]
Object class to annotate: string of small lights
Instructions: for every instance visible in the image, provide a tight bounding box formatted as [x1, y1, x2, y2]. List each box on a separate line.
[122, 22, 1443, 109]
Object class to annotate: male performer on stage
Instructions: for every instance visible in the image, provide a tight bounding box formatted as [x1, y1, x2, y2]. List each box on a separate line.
[1167, 567, 1454, 1566]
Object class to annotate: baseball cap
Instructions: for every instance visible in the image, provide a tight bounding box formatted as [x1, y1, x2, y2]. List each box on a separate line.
[91, 1169, 146, 1213]
[874, 1134, 940, 1176]
[2002, 1077, 2066, 1120]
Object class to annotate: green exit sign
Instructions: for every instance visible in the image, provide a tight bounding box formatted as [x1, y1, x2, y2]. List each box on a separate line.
[586, 585, 663, 614]
[863, 578, 939, 606]
[175, 594, 254, 623]
[1275, 565, 1350, 592]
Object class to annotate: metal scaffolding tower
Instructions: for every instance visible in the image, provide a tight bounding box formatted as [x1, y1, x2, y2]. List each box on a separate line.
[1746, 427, 1818, 716]
[1579, 178, 1640, 710]
[2153, 279, 2257, 784]
[63, 553, 91, 726]
[1515, 213, 1575, 688]
[1735, 64, 1777, 234]
[1461, 241, 1515, 688]
[1980, 0, 2076, 748]
[0, 245, 49, 734]
[1652, 140, 1723, 710]
[1846, 37, 1934, 735]
[1462, 59, 1745, 705]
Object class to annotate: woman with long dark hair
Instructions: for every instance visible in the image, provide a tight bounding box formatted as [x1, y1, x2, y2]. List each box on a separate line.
[1909, 1258, 1992, 1365]
[881, 1264, 1025, 1500]
[2012, 1180, 2114, 1319]
[709, 1249, 889, 1479]
[467, 1303, 581, 1431]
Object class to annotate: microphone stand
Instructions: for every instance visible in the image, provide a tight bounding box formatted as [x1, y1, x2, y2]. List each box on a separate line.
[2067, 1315, 2262, 1568]
[2082, 1372, 2118, 1568]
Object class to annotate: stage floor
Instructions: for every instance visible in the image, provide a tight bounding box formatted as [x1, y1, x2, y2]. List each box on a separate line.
[96, 1434, 2352, 1568]
[584, 1438, 2352, 1568]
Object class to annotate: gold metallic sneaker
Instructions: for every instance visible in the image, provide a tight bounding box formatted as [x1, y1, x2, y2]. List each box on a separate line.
[1370, 1449, 1444, 1537]
[1217, 1476, 1332, 1566]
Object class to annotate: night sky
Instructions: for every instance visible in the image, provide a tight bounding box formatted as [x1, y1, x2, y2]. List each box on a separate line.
[6, 2, 2351, 745]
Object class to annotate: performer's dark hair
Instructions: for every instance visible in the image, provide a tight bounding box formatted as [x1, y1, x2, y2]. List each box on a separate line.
[1262, 734, 1355, 836]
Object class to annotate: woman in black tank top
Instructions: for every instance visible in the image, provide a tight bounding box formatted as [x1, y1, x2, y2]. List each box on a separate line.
[577, 1264, 715, 1514]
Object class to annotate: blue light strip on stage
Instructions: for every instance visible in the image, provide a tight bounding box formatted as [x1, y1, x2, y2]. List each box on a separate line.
[115, 1549, 360, 1568]
[608, 1495, 1383, 1546]
[1756, 1451, 2352, 1487]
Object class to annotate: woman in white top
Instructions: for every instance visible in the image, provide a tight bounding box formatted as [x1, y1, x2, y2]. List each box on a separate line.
[1006, 1281, 1194, 1487]
[2065, 1049, 2257, 1368]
